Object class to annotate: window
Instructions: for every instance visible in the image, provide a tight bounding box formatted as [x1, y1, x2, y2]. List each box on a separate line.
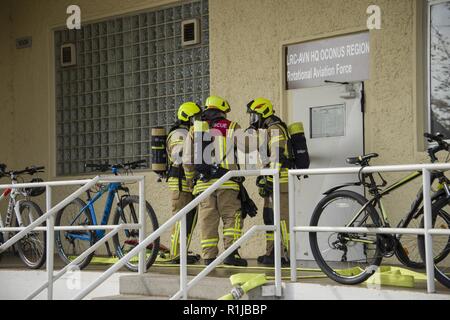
[54, 0, 210, 176]
[428, 0, 450, 137]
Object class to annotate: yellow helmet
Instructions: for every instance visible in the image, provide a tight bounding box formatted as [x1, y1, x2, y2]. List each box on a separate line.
[177, 102, 202, 122]
[247, 98, 274, 118]
[205, 96, 231, 113]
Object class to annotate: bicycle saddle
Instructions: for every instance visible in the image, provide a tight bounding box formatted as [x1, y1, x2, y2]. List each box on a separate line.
[346, 153, 379, 165]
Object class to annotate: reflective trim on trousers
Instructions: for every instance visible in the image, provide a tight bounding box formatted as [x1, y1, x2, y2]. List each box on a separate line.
[201, 238, 219, 249]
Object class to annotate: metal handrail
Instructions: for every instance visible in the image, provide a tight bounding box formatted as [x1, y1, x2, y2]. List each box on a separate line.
[171, 225, 275, 300]
[288, 163, 450, 294]
[73, 169, 283, 300]
[0, 175, 147, 300]
[0, 177, 101, 253]
[25, 224, 136, 300]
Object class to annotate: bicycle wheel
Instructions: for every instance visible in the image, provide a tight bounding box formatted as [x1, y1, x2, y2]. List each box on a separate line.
[396, 200, 449, 269]
[309, 190, 383, 285]
[14, 201, 46, 269]
[55, 198, 96, 270]
[417, 197, 450, 288]
[112, 196, 160, 272]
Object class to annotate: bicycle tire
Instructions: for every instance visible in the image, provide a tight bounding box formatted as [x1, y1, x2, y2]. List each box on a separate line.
[14, 200, 46, 269]
[417, 196, 450, 288]
[112, 196, 160, 272]
[55, 198, 96, 270]
[309, 190, 383, 285]
[395, 200, 449, 269]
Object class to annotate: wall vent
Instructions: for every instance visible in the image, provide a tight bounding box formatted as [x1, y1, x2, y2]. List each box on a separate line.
[61, 43, 76, 67]
[181, 19, 200, 47]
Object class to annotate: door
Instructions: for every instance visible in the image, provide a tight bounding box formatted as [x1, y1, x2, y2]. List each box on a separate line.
[287, 82, 365, 260]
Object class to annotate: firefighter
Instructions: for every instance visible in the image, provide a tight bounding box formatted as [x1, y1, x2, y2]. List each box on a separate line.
[183, 96, 248, 266]
[246, 98, 291, 266]
[167, 102, 202, 264]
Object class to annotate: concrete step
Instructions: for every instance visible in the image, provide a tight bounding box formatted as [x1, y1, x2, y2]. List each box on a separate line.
[119, 273, 242, 300]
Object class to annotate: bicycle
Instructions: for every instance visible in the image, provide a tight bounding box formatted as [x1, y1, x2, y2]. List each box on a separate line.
[55, 160, 160, 272]
[308, 133, 450, 286]
[418, 134, 450, 289]
[0, 164, 47, 269]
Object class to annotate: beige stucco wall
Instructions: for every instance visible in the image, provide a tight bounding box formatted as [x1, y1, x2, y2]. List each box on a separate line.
[1, 0, 431, 260]
[0, 0, 14, 168]
[209, 0, 430, 257]
[0, 0, 14, 215]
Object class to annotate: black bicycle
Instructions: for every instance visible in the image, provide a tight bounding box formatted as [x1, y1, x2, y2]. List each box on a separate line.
[309, 133, 450, 286]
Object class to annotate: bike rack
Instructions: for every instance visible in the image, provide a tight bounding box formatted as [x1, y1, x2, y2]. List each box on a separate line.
[72, 169, 283, 301]
[0, 175, 146, 300]
[288, 163, 450, 294]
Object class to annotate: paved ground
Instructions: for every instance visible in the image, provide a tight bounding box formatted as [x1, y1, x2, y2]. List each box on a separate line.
[1, 254, 449, 299]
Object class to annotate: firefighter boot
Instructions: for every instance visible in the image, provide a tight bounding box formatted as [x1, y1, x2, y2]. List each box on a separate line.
[224, 250, 248, 267]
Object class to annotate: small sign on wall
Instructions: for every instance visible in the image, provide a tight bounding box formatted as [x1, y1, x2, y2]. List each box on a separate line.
[286, 32, 370, 89]
[16, 37, 32, 49]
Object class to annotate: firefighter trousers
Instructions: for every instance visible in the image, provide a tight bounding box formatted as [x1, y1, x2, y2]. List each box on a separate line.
[263, 186, 290, 258]
[170, 190, 198, 259]
[198, 189, 243, 259]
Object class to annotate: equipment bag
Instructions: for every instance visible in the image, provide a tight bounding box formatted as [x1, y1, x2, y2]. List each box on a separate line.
[287, 122, 310, 169]
[270, 118, 310, 170]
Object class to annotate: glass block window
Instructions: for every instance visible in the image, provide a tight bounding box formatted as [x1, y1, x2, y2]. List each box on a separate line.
[54, 0, 210, 176]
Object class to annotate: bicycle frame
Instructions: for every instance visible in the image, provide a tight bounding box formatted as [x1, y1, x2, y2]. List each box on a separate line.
[345, 170, 450, 233]
[66, 182, 122, 242]
[0, 180, 31, 239]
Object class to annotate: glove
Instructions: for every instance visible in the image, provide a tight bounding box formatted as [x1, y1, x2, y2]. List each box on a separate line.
[238, 184, 258, 219]
[256, 176, 272, 198]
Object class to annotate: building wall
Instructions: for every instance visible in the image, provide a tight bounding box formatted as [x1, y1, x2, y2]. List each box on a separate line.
[209, 0, 428, 256]
[0, 0, 14, 167]
[1, 0, 429, 259]
[0, 0, 14, 216]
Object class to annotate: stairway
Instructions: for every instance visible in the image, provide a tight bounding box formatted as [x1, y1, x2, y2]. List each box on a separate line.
[93, 273, 240, 300]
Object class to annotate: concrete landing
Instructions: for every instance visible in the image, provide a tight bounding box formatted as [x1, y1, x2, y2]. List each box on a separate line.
[118, 273, 239, 300]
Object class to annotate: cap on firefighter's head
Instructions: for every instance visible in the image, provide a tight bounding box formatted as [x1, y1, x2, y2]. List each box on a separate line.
[177, 102, 202, 122]
[247, 98, 274, 119]
[205, 96, 231, 113]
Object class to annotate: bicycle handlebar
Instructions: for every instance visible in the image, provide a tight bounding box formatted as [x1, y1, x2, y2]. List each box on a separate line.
[424, 133, 450, 162]
[85, 160, 147, 172]
[0, 165, 46, 177]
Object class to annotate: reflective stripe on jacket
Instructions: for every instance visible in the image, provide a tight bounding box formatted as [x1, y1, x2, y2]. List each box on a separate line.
[167, 126, 191, 192]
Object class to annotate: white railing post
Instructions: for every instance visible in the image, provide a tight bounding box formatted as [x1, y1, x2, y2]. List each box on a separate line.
[180, 214, 188, 300]
[288, 173, 297, 282]
[138, 178, 146, 275]
[272, 171, 282, 297]
[422, 168, 436, 293]
[46, 185, 54, 300]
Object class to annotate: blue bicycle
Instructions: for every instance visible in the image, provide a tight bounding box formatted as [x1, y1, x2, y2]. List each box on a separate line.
[55, 160, 160, 272]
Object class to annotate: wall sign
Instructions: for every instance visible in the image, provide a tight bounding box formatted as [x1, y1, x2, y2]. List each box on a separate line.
[286, 32, 370, 89]
[16, 37, 32, 49]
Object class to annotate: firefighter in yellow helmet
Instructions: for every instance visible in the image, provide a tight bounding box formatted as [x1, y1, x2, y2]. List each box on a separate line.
[183, 96, 248, 266]
[247, 98, 290, 266]
[167, 102, 202, 264]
